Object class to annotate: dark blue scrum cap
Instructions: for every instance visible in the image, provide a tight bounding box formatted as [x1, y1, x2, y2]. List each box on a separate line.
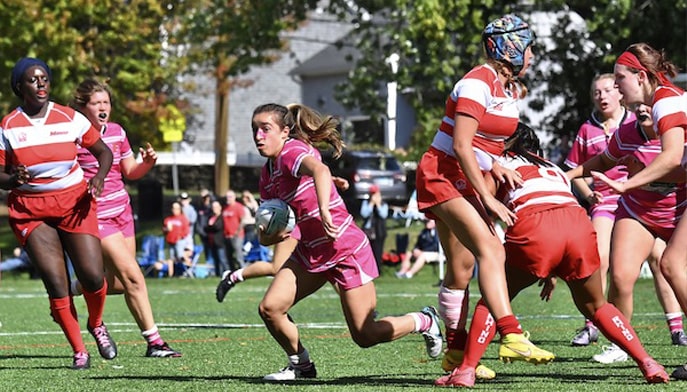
[11, 57, 52, 98]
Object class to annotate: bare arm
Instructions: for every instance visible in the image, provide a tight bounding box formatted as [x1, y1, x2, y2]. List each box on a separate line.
[120, 142, 157, 180]
[86, 139, 113, 197]
[594, 127, 684, 193]
[0, 164, 29, 190]
[453, 114, 516, 225]
[298, 155, 339, 239]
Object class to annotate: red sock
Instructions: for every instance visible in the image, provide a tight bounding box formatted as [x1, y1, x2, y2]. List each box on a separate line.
[50, 297, 86, 353]
[446, 328, 468, 351]
[495, 314, 523, 336]
[461, 299, 496, 369]
[593, 303, 650, 362]
[82, 279, 107, 329]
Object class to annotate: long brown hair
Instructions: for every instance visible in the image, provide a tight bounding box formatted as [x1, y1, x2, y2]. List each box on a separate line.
[486, 59, 528, 99]
[624, 43, 680, 90]
[252, 103, 346, 158]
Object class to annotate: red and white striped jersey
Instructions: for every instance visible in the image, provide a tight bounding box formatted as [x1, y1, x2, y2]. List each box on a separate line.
[652, 85, 687, 138]
[433, 64, 520, 156]
[0, 102, 101, 194]
[497, 154, 580, 216]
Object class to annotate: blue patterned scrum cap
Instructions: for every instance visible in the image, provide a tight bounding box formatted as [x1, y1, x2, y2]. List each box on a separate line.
[482, 14, 535, 74]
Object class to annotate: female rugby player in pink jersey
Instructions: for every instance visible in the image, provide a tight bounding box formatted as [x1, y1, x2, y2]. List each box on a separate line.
[564, 74, 635, 347]
[414, 14, 553, 382]
[568, 104, 687, 364]
[0, 58, 115, 370]
[250, 103, 442, 381]
[592, 42, 687, 380]
[70, 78, 181, 358]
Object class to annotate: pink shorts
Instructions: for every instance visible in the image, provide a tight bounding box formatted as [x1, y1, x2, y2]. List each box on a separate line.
[315, 239, 379, 291]
[8, 182, 99, 246]
[98, 203, 135, 239]
[415, 147, 477, 221]
[615, 203, 674, 243]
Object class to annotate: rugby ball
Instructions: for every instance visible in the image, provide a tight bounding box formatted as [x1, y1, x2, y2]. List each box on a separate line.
[256, 199, 296, 236]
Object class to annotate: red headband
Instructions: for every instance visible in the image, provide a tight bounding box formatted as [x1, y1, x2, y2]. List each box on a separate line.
[616, 51, 672, 86]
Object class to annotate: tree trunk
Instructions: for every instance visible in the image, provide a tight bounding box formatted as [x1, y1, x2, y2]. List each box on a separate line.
[214, 77, 230, 195]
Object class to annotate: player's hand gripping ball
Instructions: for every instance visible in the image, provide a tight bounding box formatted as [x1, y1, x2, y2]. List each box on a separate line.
[256, 199, 296, 236]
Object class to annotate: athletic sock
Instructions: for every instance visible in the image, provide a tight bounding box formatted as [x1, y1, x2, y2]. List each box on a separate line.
[50, 296, 86, 353]
[438, 286, 468, 328]
[461, 299, 496, 369]
[445, 328, 468, 351]
[666, 312, 684, 334]
[82, 279, 108, 329]
[495, 314, 523, 336]
[289, 349, 312, 367]
[142, 325, 164, 346]
[411, 312, 432, 333]
[230, 268, 245, 284]
[593, 303, 650, 362]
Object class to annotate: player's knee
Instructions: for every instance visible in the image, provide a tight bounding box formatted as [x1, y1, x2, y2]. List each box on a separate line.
[349, 330, 376, 348]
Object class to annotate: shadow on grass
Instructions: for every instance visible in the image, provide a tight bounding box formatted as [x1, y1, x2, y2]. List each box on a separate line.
[88, 374, 437, 387]
[0, 353, 76, 371]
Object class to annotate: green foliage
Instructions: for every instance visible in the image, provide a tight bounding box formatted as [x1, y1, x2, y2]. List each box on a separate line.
[0, 0, 173, 148]
[327, 0, 687, 155]
[537, 0, 687, 145]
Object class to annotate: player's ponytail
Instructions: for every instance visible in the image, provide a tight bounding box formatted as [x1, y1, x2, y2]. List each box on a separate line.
[503, 122, 553, 167]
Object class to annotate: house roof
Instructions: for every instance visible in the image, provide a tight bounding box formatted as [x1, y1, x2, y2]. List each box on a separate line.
[290, 43, 359, 77]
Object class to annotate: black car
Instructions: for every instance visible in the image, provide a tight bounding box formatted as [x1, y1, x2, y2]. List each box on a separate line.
[324, 150, 409, 213]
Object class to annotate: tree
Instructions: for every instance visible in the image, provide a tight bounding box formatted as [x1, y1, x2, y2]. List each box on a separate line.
[169, 0, 319, 195]
[326, 0, 687, 161]
[533, 0, 687, 148]
[0, 0, 179, 149]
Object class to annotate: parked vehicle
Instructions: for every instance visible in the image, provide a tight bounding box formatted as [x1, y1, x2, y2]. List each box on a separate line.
[324, 149, 409, 213]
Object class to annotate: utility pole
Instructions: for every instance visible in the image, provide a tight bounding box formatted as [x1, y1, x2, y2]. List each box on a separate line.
[214, 76, 230, 196]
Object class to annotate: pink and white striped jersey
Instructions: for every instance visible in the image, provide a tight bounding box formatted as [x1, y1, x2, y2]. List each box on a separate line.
[564, 110, 635, 206]
[260, 138, 370, 273]
[77, 122, 134, 219]
[496, 154, 581, 217]
[0, 102, 100, 194]
[432, 64, 520, 157]
[606, 121, 686, 235]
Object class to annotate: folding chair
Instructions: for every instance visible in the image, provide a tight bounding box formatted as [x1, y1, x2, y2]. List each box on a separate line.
[182, 245, 210, 278]
[391, 190, 426, 227]
[244, 237, 273, 263]
[137, 235, 166, 278]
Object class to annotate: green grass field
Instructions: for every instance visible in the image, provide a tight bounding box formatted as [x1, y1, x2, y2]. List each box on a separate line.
[0, 266, 684, 391]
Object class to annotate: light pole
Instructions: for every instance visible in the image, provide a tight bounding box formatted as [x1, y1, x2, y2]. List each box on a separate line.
[385, 53, 399, 151]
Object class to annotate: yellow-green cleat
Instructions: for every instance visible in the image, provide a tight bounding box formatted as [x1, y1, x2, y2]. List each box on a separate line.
[499, 332, 555, 365]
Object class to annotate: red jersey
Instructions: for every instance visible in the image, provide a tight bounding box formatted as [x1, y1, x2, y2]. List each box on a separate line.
[163, 214, 189, 245]
[222, 202, 245, 238]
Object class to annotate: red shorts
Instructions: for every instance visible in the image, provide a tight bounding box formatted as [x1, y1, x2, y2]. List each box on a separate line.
[98, 203, 135, 239]
[505, 206, 600, 281]
[8, 182, 100, 246]
[416, 147, 477, 220]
